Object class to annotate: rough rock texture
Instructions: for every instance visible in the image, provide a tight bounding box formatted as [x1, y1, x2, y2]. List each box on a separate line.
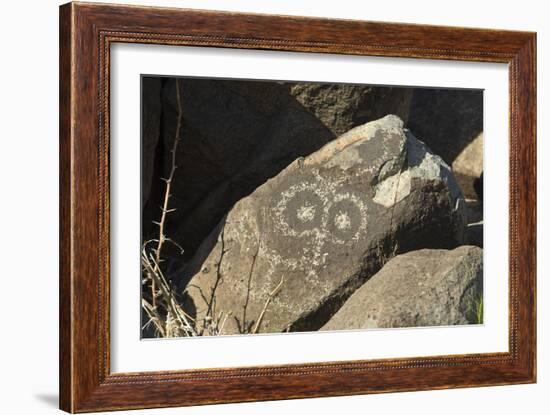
[179, 115, 467, 335]
[321, 246, 483, 330]
[407, 88, 483, 167]
[453, 132, 483, 200]
[453, 132, 483, 178]
[141, 79, 413, 259]
[290, 84, 412, 136]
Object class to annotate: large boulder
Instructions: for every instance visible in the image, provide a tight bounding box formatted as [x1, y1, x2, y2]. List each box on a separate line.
[290, 83, 412, 136]
[321, 246, 483, 330]
[141, 79, 413, 259]
[452, 133, 483, 247]
[452, 132, 484, 200]
[178, 115, 467, 335]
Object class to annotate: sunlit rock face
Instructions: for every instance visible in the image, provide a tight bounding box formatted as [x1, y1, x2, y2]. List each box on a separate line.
[321, 246, 484, 331]
[178, 115, 466, 335]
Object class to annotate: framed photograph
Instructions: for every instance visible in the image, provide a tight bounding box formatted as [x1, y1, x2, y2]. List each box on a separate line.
[59, 2, 536, 412]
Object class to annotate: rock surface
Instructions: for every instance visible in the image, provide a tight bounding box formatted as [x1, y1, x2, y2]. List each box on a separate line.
[453, 132, 483, 178]
[179, 115, 467, 335]
[141, 79, 413, 259]
[453, 132, 483, 200]
[321, 246, 483, 330]
[290, 83, 412, 136]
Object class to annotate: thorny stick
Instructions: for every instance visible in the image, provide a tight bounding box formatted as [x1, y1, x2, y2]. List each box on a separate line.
[152, 78, 183, 309]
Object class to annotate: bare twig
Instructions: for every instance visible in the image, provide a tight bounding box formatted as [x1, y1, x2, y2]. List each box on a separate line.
[151, 78, 184, 309]
[141, 298, 166, 337]
[143, 250, 197, 337]
[241, 240, 260, 333]
[251, 276, 285, 335]
[202, 224, 227, 335]
[140, 78, 287, 338]
[217, 311, 232, 335]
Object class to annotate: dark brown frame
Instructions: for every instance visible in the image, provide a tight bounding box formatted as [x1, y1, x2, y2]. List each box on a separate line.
[59, 2, 536, 412]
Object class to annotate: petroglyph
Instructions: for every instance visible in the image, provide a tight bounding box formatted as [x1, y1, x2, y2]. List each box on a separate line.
[297, 203, 316, 223]
[334, 211, 351, 230]
[325, 193, 367, 244]
[271, 180, 368, 252]
[181, 115, 467, 335]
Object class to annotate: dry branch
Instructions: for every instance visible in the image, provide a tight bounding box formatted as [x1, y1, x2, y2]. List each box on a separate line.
[251, 276, 285, 334]
[151, 78, 184, 309]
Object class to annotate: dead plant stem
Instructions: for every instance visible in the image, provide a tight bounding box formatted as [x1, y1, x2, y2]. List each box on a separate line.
[152, 78, 183, 309]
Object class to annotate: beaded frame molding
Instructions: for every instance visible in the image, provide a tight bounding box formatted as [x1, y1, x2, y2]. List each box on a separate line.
[59, 2, 536, 412]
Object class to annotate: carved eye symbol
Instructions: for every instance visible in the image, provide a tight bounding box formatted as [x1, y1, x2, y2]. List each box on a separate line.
[273, 182, 367, 245]
[282, 189, 324, 235]
[296, 202, 316, 223]
[324, 198, 365, 244]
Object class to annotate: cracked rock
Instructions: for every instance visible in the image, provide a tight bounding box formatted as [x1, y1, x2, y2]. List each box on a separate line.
[178, 115, 467, 335]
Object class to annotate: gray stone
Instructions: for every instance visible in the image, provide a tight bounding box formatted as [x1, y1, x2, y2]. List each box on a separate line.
[290, 83, 412, 136]
[141, 79, 413, 260]
[453, 132, 483, 178]
[321, 246, 483, 330]
[178, 115, 467, 335]
[452, 132, 484, 200]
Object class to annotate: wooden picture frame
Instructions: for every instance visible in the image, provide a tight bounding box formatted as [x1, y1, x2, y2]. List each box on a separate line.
[59, 2, 536, 412]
